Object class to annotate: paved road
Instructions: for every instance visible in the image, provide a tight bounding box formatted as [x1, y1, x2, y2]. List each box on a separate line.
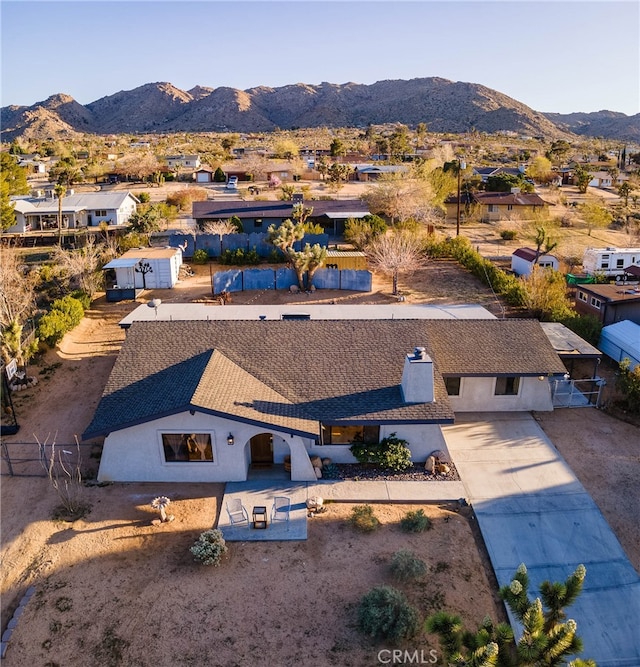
[442, 412, 640, 667]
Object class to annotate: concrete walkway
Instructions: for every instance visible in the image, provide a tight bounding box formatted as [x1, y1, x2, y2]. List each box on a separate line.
[442, 412, 640, 667]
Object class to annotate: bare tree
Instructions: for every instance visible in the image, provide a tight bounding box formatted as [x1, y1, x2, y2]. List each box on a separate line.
[0, 247, 38, 329]
[201, 220, 240, 235]
[366, 230, 426, 295]
[363, 174, 435, 224]
[51, 235, 112, 299]
[38, 436, 88, 520]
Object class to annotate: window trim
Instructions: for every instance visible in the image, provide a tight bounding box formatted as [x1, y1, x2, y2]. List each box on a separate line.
[590, 296, 602, 309]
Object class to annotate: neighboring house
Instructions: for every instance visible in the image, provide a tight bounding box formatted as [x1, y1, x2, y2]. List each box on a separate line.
[166, 154, 201, 169]
[82, 312, 566, 483]
[4, 191, 139, 234]
[444, 191, 549, 223]
[588, 171, 613, 189]
[599, 320, 640, 370]
[193, 167, 215, 183]
[352, 164, 410, 181]
[472, 165, 526, 182]
[574, 283, 640, 325]
[192, 198, 370, 236]
[511, 247, 560, 276]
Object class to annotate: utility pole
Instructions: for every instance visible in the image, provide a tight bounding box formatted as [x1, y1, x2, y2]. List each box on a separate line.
[456, 159, 466, 237]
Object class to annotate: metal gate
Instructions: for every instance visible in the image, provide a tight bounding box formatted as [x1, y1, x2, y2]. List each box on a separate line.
[551, 376, 606, 408]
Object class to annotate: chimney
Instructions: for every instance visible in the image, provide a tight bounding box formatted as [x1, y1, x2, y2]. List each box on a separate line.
[401, 347, 434, 403]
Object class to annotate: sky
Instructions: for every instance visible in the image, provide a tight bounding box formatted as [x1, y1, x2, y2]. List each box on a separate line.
[1, 0, 639, 116]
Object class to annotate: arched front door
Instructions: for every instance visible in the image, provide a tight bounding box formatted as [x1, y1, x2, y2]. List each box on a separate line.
[250, 433, 273, 468]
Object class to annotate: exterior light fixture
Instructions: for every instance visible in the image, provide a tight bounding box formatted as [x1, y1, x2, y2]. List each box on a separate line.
[227, 433, 235, 446]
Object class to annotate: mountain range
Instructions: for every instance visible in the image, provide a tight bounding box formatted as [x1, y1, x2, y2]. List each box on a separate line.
[1, 77, 638, 143]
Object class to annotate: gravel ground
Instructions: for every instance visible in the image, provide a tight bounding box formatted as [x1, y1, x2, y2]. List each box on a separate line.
[328, 462, 461, 482]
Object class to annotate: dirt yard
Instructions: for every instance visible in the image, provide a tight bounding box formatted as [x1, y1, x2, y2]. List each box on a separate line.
[1, 260, 639, 666]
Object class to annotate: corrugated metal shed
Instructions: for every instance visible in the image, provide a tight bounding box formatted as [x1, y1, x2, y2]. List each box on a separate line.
[599, 320, 640, 370]
[324, 250, 367, 270]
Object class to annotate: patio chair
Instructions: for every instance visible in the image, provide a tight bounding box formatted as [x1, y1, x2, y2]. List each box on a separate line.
[226, 498, 249, 526]
[271, 496, 291, 529]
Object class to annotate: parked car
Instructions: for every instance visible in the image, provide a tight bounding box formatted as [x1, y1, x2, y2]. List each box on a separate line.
[226, 176, 238, 190]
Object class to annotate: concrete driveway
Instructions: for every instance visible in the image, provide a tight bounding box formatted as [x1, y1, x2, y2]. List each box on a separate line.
[442, 412, 640, 667]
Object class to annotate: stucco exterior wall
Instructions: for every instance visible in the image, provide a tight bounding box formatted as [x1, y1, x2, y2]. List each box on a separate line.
[97, 412, 317, 483]
[447, 376, 554, 412]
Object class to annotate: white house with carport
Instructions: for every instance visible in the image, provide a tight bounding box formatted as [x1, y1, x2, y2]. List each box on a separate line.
[83, 307, 567, 484]
[4, 191, 139, 234]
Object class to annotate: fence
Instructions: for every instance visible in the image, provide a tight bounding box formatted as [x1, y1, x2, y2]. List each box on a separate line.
[1, 440, 96, 477]
[212, 268, 372, 294]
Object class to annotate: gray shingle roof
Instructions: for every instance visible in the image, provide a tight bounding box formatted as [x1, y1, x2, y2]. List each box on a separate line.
[426, 320, 567, 376]
[83, 318, 565, 439]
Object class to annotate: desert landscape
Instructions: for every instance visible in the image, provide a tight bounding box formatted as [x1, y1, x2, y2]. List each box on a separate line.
[1, 258, 639, 666]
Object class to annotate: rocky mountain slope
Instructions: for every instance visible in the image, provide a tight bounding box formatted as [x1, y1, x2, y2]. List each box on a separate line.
[543, 110, 640, 143]
[2, 77, 636, 142]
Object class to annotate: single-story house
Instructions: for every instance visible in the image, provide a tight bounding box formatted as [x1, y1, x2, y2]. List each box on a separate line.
[192, 199, 371, 236]
[599, 320, 640, 370]
[444, 191, 549, 223]
[352, 164, 410, 181]
[4, 191, 139, 234]
[511, 247, 560, 276]
[82, 313, 567, 483]
[472, 165, 526, 182]
[574, 283, 640, 325]
[102, 246, 183, 292]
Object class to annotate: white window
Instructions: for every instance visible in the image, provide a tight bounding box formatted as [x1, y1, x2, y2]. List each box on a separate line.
[577, 291, 588, 302]
[590, 297, 602, 309]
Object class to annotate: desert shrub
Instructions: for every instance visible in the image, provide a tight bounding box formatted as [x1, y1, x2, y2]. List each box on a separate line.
[350, 433, 412, 471]
[560, 314, 602, 346]
[322, 462, 340, 479]
[616, 358, 640, 414]
[500, 229, 517, 240]
[137, 192, 151, 203]
[190, 529, 228, 566]
[219, 247, 260, 266]
[349, 439, 380, 465]
[390, 549, 427, 582]
[376, 434, 412, 471]
[70, 290, 91, 310]
[192, 249, 209, 265]
[357, 585, 420, 641]
[37, 309, 71, 346]
[400, 509, 432, 533]
[166, 187, 208, 211]
[51, 295, 85, 328]
[349, 504, 380, 532]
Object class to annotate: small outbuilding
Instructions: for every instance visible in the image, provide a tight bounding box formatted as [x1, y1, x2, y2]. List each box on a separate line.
[511, 247, 560, 276]
[103, 247, 183, 298]
[599, 320, 640, 370]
